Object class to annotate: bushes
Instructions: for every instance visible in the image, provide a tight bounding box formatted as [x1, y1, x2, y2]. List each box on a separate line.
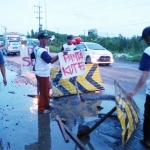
[27, 29, 147, 61]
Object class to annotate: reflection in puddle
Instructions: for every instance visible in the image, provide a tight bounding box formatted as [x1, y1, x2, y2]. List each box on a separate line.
[0, 68, 122, 150]
[30, 98, 38, 114]
[25, 114, 51, 150]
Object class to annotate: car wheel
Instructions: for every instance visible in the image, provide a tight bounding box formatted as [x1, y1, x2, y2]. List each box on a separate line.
[86, 56, 92, 64]
[2, 49, 5, 55]
[6, 50, 10, 56]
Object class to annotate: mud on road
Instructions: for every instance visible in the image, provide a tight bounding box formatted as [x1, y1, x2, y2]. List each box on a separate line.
[0, 59, 148, 150]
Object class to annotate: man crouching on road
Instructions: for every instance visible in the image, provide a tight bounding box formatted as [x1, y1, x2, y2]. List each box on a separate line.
[0, 44, 7, 86]
[31, 32, 67, 114]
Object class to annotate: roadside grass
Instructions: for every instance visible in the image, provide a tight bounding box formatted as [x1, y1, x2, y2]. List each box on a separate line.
[112, 51, 143, 62]
[122, 53, 142, 62]
[49, 45, 61, 53]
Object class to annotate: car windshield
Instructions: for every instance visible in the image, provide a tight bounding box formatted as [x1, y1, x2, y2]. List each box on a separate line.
[33, 40, 39, 45]
[27, 39, 39, 46]
[10, 42, 20, 45]
[9, 37, 20, 41]
[76, 43, 85, 49]
[86, 43, 105, 50]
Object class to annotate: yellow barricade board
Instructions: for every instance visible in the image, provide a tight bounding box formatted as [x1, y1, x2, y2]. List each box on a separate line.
[50, 64, 104, 97]
[114, 80, 140, 145]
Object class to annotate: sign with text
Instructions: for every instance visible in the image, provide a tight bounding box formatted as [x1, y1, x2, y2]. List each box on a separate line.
[20, 46, 34, 72]
[20, 46, 49, 72]
[58, 50, 86, 79]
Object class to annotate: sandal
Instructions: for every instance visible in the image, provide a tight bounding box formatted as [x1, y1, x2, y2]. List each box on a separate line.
[141, 139, 150, 149]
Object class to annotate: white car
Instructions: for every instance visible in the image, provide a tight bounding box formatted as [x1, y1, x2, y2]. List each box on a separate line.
[76, 42, 114, 65]
[2, 40, 21, 55]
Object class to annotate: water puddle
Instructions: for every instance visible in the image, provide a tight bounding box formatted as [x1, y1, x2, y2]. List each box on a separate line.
[0, 69, 148, 150]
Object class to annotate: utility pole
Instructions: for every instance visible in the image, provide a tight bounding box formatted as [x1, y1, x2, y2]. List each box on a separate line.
[2, 26, 7, 34]
[34, 5, 42, 32]
[83, 30, 86, 42]
[56, 28, 59, 34]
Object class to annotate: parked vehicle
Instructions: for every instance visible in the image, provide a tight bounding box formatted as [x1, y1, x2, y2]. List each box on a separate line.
[76, 42, 114, 65]
[0, 35, 4, 46]
[3, 32, 20, 41]
[2, 40, 21, 55]
[26, 38, 39, 48]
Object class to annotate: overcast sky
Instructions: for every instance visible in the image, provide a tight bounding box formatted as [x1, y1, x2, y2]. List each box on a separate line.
[0, 0, 150, 37]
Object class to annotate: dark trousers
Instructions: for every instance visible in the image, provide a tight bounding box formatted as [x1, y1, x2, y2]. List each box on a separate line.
[143, 94, 150, 141]
[36, 75, 50, 113]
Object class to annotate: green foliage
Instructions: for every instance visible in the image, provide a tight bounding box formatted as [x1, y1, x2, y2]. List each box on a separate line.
[49, 45, 61, 53]
[27, 28, 147, 61]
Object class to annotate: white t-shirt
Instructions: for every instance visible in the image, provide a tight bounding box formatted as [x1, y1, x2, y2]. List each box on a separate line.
[34, 46, 51, 77]
[139, 46, 150, 95]
[61, 43, 76, 51]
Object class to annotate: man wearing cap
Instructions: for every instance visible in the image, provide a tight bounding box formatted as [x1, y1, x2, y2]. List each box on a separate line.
[127, 26, 150, 148]
[61, 35, 76, 52]
[31, 32, 67, 114]
[0, 44, 7, 86]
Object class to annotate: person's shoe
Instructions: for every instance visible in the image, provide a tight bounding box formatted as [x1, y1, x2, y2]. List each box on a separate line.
[43, 109, 51, 114]
[140, 139, 150, 149]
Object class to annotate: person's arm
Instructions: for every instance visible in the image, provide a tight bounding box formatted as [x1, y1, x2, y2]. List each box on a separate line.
[41, 51, 59, 64]
[50, 55, 59, 63]
[74, 45, 76, 50]
[126, 51, 150, 98]
[127, 71, 149, 97]
[48, 51, 68, 63]
[60, 45, 64, 52]
[0, 64, 7, 85]
[30, 51, 35, 59]
[41, 51, 68, 64]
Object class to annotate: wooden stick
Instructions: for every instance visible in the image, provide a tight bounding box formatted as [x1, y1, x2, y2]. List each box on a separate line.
[56, 116, 69, 143]
[62, 122, 87, 150]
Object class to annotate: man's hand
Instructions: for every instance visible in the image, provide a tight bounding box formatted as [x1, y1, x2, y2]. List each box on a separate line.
[126, 90, 136, 100]
[63, 51, 68, 55]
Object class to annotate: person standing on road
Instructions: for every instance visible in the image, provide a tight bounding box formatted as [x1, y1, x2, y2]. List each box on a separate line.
[61, 35, 76, 52]
[31, 32, 67, 114]
[127, 26, 150, 149]
[0, 44, 7, 86]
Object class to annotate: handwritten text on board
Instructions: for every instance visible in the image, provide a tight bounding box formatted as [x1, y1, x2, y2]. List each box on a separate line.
[58, 50, 86, 79]
[20, 46, 49, 72]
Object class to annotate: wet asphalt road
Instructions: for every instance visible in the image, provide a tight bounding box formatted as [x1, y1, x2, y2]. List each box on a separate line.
[4, 54, 144, 94]
[0, 54, 149, 150]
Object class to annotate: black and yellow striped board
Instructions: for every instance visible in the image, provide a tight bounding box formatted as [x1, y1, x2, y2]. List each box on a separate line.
[50, 64, 104, 97]
[114, 80, 140, 145]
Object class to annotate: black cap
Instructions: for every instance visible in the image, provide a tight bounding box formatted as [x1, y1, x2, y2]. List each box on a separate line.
[38, 32, 51, 40]
[67, 35, 73, 40]
[139, 26, 150, 41]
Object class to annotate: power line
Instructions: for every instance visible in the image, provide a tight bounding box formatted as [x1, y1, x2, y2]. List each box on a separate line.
[96, 21, 150, 30]
[46, 0, 130, 14]
[48, 0, 107, 13]
[49, 21, 150, 33]
[82, 2, 150, 15]
[46, 1, 150, 15]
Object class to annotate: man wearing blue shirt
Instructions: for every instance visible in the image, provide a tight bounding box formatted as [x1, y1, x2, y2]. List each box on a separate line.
[127, 26, 150, 149]
[0, 45, 7, 86]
